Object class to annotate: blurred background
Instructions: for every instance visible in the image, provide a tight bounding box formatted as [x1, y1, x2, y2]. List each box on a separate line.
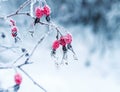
[0, 0, 120, 92]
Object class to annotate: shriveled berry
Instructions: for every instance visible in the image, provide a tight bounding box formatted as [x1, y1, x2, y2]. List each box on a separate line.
[43, 5, 51, 16]
[35, 7, 44, 18]
[10, 19, 16, 26]
[14, 73, 22, 85]
[52, 40, 60, 50]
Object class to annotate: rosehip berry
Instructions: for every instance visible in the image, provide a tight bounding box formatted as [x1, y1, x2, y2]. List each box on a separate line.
[11, 27, 17, 32]
[65, 33, 72, 44]
[52, 40, 60, 50]
[11, 26, 18, 37]
[35, 7, 44, 18]
[14, 73, 22, 85]
[43, 5, 51, 16]
[59, 36, 67, 46]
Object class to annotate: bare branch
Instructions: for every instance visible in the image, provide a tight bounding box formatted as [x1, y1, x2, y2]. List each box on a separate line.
[16, 0, 31, 14]
[0, 0, 31, 19]
[18, 67, 47, 92]
[25, 28, 53, 63]
[0, 45, 19, 53]
[13, 54, 25, 64]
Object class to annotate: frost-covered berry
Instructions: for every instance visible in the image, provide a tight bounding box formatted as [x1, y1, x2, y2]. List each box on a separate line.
[65, 33, 72, 44]
[11, 26, 18, 37]
[59, 34, 72, 46]
[59, 36, 67, 46]
[43, 5, 51, 16]
[35, 7, 44, 18]
[52, 40, 60, 50]
[14, 73, 22, 85]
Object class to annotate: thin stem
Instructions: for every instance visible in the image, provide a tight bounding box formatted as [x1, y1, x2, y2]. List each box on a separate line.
[25, 28, 53, 63]
[0, 45, 19, 53]
[0, 0, 31, 19]
[16, 0, 31, 14]
[0, 60, 32, 69]
[18, 67, 47, 92]
[38, 21, 63, 36]
[13, 54, 25, 64]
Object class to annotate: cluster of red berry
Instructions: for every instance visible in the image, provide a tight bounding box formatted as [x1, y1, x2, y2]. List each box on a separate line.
[35, 5, 51, 18]
[51, 33, 73, 64]
[52, 33, 72, 50]
[34, 5, 51, 25]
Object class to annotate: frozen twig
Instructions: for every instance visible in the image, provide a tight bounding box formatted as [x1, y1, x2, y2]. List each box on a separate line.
[13, 54, 25, 64]
[18, 67, 47, 92]
[15, 0, 31, 14]
[24, 27, 53, 63]
[0, 0, 31, 19]
[0, 45, 19, 53]
[0, 61, 32, 69]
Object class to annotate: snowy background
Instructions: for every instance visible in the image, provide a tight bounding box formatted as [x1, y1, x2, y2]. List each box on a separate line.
[0, 0, 120, 92]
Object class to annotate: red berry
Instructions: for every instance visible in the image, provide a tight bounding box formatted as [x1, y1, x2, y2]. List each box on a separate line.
[35, 7, 44, 18]
[43, 5, 51, 16]
[52, 40, 60, 50]
[65, 33, 72, 44]
[11, 27, 17, 32]
[11, 26, 18, 37]
[59, 36, 67, 46]
[14, 73, 22, 85]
